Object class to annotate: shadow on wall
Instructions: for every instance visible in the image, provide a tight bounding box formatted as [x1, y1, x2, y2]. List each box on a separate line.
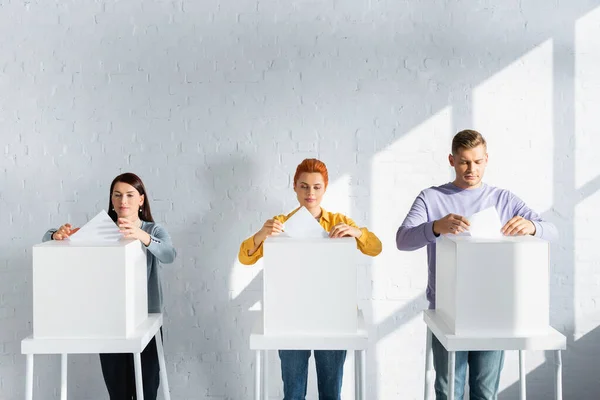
[499, 326, 600, 399]
[497, 11, 600, 398]
[162, 154, 282, 398]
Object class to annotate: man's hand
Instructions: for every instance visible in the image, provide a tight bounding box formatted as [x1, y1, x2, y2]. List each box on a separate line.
[501, 216, 536, 236]
[433, 214, 470, 236]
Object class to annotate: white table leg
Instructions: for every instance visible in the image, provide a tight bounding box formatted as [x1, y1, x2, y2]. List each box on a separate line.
[134, 352, 144, 400]
[448, 351, 455, 400]
[262, 350, 268, 400]
[354, 350, 361, 399]
[424, 328, 434, 400]
[60, 354, 67, 400]
[154, 330, 171, 400]
[519, 351, 526, 400]
[359, 350, 366, 400]
[254, 350, 261, 400]
[554, 350, 562, 400]
[26, 354, 34, 400]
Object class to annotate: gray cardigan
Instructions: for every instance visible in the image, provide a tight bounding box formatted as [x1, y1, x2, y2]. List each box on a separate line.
[43, 221, 176, 313]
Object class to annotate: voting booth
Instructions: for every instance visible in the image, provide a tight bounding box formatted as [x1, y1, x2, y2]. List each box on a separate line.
[32, 211, 148, 338]
[263, 237, 357, 335]
[261, 207, 359, 335]
[436, 235, 550, 337]
[33, 240, 148, 338]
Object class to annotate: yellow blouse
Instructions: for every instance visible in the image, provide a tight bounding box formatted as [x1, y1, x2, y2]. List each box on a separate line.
[238, 207, 382, 265]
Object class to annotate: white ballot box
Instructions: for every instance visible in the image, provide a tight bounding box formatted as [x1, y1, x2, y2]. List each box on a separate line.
[263, 237, 357, 335]
[436, 235, 550, 337]
[32, 240, 148, 338]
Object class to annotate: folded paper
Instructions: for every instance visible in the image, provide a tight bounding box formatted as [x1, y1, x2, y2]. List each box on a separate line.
[281, 206, 328, 239]
[69, 210, 122, 242]
[466, 206, 503, 239]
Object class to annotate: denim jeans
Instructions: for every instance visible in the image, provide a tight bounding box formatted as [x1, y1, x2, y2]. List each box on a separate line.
[279, 350, 346, 400]
[432, 335, 504, 400]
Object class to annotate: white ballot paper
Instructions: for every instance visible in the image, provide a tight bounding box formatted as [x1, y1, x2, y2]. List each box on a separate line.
[281, 206, 329, 238]
[69, 210, 123, 242]
[466, 206, 503, 239]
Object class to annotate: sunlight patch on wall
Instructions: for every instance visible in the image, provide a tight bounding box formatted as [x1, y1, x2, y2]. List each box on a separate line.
[229, 257, 263, 303]
[575, 7, 600, 189]
[473, 39, 554, 213]
[572, 6, 600, 341]
[574, 189, 600, 340]
[320, 173, 351, 216]
[370, 107, 453, 300]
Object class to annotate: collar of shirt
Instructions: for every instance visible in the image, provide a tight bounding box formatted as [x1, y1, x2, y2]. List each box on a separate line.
[319, 208, 331, 224]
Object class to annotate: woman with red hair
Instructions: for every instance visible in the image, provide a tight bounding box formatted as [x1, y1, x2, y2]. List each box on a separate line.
[239, 158, 381, 400]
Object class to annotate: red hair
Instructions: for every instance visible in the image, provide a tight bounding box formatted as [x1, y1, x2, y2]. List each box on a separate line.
[293, 158, 329, 188]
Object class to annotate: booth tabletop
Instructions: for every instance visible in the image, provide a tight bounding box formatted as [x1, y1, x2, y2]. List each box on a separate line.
[21, 314, 163, 355]
[424, 310, 566, 352]
[250, 310, 368, 350]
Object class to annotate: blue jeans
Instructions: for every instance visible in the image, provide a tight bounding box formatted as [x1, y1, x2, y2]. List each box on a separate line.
[432, 335, 504, 400]
[279, 350, 346, 400]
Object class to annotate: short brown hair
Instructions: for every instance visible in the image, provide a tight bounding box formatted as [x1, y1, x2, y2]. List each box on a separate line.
[452, 130, 487, 154]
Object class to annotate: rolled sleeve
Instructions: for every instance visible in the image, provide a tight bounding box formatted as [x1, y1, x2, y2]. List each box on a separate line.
[238, 236, 263, 265]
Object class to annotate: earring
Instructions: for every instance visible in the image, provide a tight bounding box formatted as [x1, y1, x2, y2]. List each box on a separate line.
[139, 207, 142, 213]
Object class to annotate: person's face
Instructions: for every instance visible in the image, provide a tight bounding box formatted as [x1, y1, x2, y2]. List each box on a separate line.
[294, 172, 326, 210]
[111, 182, 144, 219]
[449, 145, 488, 189]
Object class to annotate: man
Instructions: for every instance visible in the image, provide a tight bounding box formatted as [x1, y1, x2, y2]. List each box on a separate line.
[396, 130, 557, 400]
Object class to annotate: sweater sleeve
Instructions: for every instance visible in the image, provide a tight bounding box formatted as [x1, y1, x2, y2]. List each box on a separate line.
[396, 192, 437, 251]
[509, 193, 558, 242]
[146, 224, 177, 264]
[42, 229, 57, 242]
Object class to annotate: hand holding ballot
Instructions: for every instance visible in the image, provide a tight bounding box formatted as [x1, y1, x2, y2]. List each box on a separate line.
[434, 207, 536, 238]
[467, 207, 535, 238]
[329, 223, 362, 239]
[118, 218, 152, 245]
[501, 215, 536, 236]
[67, 211, 123, 242]
[433, 213, 471, 235]
[253, 218, 284, 246]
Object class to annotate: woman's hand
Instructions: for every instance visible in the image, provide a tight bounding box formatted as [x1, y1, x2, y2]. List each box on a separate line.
[254, 219, 284, 246]
[329, 223, 362, 239]
[118, 218, 151, 246]
[52, 223, 80, 240]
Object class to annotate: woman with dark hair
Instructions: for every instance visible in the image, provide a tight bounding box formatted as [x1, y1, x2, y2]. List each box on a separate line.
[43, 172, 176, 400]
[239, 158, 381, 400]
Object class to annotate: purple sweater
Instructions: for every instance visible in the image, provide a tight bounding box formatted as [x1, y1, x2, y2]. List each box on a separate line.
[396, 182, 558, 309]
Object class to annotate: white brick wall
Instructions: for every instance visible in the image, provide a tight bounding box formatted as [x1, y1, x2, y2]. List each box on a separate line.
[1, 1, 600, 398]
